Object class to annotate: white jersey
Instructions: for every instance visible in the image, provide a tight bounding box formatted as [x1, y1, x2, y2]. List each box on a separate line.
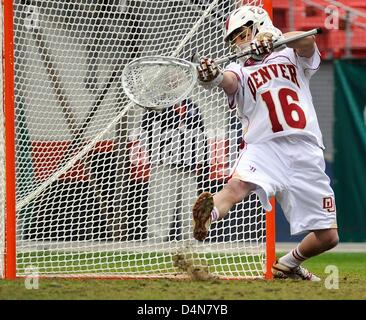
[225, 46, 324, 148]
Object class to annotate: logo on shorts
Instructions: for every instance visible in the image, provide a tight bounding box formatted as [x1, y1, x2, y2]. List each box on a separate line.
[323, 196, 336, 213]
[249, 165, 256, 172]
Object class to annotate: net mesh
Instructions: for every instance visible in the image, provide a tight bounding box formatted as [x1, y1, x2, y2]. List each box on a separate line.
[3, 0, 268, 279]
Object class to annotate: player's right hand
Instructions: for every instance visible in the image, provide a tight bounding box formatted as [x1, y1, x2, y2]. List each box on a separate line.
[196, 57, 224, 89]
[251, 26, 286, 57]
[250, 32, 275, 57]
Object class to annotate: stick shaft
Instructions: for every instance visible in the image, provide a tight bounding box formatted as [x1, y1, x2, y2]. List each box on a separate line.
[215, 28, 322, 65]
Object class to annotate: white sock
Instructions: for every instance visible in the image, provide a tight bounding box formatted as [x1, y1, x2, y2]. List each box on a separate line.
[210, 207, 219, 222]
[279, 245, 308, 268]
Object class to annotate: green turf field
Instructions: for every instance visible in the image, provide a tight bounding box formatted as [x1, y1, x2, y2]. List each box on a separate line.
[0, 252, 365, 300]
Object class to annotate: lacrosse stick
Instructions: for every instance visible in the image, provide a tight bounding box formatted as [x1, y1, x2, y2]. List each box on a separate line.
[122, 28, 323, 110]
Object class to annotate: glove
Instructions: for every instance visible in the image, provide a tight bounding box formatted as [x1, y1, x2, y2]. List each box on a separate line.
[250, 32, 275, 58]
[196, 57, 224, 90]
[250, 26, 285, 59]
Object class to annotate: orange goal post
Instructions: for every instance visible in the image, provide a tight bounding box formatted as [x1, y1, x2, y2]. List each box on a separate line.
[1, 0, 275, 280]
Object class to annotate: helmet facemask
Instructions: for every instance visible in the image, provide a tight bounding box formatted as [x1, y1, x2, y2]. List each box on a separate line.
[227, 21, 262, 63]
[229, 24, 251, 50]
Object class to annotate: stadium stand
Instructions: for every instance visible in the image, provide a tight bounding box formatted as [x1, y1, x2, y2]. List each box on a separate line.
[273, 0, 366, 58]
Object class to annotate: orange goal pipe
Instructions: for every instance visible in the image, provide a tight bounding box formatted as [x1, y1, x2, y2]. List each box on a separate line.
[263, 0, 273, 18]
[265, 198, 276, 279]
[3, 0, 17, 279]
[262, 0, 276, 280]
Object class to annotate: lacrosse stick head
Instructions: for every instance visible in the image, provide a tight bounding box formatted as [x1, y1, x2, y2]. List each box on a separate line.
[122, 56, 198, 110]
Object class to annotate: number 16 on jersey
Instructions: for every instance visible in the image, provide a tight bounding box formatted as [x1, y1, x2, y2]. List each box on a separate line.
[261, 87, 307, 133]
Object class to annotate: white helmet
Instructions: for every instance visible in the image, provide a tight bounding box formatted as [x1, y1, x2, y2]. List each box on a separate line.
[224, 6, 283, 63]
[224, 6, 274, 42]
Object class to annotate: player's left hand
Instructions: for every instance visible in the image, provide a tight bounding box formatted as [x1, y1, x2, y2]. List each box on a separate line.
[250, 32, 275, 57]
[196, 57, 224, 89]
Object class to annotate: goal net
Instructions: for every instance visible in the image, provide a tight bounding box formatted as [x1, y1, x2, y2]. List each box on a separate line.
[1, 0, 274, 279]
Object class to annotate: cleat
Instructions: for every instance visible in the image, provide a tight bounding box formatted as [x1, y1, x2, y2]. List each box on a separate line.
[192, 192, 214, 241]
[272, 260, 321, 281]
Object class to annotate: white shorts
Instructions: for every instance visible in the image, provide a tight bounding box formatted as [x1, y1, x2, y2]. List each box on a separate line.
[230, 135, 338, 235]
